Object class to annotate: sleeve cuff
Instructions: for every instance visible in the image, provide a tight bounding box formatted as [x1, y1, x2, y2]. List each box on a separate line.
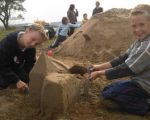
[105, 63, 135, 80]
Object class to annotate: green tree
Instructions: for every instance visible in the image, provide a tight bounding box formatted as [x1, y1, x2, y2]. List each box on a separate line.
[0, 0, 26, 29]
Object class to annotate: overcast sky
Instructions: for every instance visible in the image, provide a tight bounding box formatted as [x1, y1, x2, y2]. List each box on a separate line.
[11, 0, 150, 24]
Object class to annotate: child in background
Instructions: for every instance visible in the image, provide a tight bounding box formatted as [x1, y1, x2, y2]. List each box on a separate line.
[82, 13, 88, 24]
[48, 17, 80, 49]
[89, 4, 150, 115]
[0, 24, 48, 92]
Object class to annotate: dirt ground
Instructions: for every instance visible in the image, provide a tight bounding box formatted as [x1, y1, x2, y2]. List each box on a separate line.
[0, 64, 150, 120]
[0, 55, 149, 120]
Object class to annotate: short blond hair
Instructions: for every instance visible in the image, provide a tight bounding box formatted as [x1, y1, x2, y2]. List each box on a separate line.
[26, 23, 48, 41]
[130, 4, 150, 19]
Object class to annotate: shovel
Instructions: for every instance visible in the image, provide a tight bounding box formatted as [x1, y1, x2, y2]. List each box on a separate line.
[68, 64, 88, 76]
[48, 56, 88, 76]
[40, 51, 88, 75]
[69, 65, 94, 96]
[47, 55, 94, 96]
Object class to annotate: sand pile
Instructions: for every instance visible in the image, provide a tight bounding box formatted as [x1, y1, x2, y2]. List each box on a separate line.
[56, 8, 135, 63]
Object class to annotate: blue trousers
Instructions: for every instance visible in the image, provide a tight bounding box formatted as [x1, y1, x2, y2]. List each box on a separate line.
[101, 80, 150, 115]
[50, 35, 66, 48]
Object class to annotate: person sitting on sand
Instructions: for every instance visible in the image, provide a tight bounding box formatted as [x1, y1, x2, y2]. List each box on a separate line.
[48, 17, 80, 49]
[89, 4, 150, 115]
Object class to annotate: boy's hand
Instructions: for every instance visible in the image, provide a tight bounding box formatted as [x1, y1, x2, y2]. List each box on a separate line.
[16, 80, 29, 92]
[90, 71, 100, 80]
[92, 65, 100, 71]
[90, 70, 105, 80]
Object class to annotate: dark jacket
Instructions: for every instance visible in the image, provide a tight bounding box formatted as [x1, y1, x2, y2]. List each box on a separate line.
[0, 31, 36, 85]
[67, 9, 78, 24]
[92, 7, 103, 16]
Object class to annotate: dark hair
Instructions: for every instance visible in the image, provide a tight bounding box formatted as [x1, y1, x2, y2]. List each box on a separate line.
[62, 17, 68, 24]
[83, 13, 87, 17]
[69, 4, 75, 11]
[96, 1, 100, 6]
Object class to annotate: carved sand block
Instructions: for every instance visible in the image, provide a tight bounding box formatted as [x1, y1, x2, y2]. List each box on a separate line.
[40, 73, 81, 116]
[29, 53, 59, 107]
[29, 53, 81, 117]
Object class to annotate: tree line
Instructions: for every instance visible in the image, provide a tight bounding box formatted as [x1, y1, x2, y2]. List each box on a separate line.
[0, 0, 26, 29]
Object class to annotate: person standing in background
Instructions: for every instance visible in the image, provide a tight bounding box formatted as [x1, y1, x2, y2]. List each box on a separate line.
[67, 4, 78, 36]
[92, 1, 103, 16]
[82, 13, 89, 24]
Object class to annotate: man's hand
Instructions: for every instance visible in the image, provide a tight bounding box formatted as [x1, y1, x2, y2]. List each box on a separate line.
[16, 80, 29, 92]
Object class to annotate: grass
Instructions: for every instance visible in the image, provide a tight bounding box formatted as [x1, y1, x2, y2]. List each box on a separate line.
[0, 29, 16, 40]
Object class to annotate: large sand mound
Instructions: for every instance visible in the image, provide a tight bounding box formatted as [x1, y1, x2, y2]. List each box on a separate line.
[56, 8, 135, 63]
